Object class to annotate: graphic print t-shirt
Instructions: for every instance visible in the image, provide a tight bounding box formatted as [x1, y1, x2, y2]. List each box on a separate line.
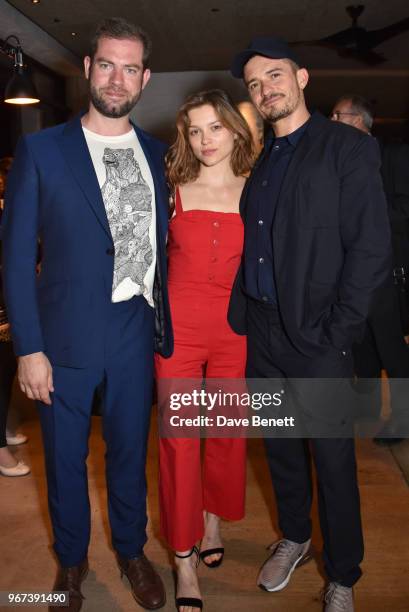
[83, 126, 156, 307]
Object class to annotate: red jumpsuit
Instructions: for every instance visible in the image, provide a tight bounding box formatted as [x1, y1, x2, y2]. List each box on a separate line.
[155, 188, 247, 551]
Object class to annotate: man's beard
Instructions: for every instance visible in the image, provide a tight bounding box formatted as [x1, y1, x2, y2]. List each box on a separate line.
[89, 85, 141, 119]
[260, 89, 301, 123]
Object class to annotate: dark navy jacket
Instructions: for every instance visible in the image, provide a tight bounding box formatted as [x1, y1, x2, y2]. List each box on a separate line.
[2, 114, 173, 366]
[228, 112, 392, 356]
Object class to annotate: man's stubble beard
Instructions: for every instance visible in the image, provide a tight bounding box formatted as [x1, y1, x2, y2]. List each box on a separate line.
[89, 84, 142, 119]
[261, 87, 302, 124]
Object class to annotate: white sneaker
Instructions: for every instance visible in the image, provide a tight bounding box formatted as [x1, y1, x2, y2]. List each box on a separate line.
[324, 582, 354, 611]
[257, 538, 312, 592]
[6, 432, 28, 446]
[0, 461, 31, 477]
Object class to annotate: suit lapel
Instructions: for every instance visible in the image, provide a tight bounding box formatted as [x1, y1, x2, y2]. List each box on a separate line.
[57, 115, 167, 245]
[274, 112, 327, 225]
[240, 143, 272, 218]
[135, 126, 168, 243]
[57, 115, 113, 241]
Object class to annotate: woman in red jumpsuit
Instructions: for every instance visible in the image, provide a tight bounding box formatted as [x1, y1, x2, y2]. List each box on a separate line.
[155, 89, 254, 611]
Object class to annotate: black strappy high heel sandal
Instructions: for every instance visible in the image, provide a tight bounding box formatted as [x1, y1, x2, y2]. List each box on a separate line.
[200, 513, 224, 568]
[199, 546, 224, 569]
[174, 545, 203, 610]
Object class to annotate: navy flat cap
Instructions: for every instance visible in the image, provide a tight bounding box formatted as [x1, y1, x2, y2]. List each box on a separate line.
[231, 36, 301, 78]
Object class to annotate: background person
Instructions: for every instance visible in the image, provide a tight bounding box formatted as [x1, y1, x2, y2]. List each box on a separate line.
[0, 169, 30, 477]
[155, 89, 254, 612]
[332, 95, 409, 445]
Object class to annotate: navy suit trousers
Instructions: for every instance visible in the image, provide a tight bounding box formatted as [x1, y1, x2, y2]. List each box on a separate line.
[38, 295, 154, 567]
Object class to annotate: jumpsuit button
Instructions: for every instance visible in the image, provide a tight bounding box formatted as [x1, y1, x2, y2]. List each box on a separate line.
[213, 239, 218, 246]
[259, 257, 264, 264]
[213, 221, 220, 228]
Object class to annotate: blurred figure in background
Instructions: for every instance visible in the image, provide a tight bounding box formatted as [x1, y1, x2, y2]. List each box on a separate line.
[237, 100, 264, 155]
[0, 165, 30, 476]
[332, 95, 409, 445]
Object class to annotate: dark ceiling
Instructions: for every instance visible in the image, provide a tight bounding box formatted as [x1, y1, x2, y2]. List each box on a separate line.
[5, 0, 409, 72]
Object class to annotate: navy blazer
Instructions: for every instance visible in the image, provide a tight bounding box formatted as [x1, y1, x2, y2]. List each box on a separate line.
[2, 115, 173, 366]
[228, 112, 392, 356]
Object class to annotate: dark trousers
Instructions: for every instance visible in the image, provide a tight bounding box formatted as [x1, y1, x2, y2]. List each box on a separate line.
[38, 296, 155, 567]
[246, 299, 363, 587]
[0, 340, 17, 448]
[353, 285, 409, 419]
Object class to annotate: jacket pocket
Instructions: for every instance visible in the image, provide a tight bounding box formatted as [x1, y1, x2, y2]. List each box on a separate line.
[308, 280, 337, 322]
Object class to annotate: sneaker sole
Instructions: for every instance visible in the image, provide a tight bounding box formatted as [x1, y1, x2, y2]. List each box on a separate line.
[258, 549, 313, 592]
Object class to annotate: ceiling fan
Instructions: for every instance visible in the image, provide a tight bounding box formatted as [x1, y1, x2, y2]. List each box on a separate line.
[292, 5, 409, 65]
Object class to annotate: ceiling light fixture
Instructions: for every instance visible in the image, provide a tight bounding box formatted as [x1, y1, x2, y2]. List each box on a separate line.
[1, 35, 40, 105]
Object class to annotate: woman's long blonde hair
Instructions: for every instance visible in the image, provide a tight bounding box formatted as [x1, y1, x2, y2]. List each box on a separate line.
[166, 89, 255, 190]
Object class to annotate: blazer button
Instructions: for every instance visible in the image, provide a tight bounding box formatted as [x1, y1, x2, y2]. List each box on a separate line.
[106, 247, 115, 256]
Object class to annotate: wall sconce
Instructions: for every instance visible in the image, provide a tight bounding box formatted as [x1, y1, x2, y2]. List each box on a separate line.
[1, 35, 40, 105]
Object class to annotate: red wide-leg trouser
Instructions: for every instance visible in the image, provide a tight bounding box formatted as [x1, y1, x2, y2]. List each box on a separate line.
[155, 284, 247, 551]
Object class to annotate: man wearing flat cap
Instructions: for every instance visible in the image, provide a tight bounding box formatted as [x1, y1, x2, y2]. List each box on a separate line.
[229, 37, 391, 610]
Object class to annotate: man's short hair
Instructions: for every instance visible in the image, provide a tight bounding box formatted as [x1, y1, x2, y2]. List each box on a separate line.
[89, 17, 152, 69]
[339, 94, 374, 131]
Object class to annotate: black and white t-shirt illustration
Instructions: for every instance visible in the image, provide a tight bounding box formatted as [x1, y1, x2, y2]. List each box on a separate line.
[101, 147, 153, 295]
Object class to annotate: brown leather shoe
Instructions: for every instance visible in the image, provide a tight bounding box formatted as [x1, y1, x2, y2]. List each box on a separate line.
[117, 554, 166, 610]
[49, 558, 88, 612]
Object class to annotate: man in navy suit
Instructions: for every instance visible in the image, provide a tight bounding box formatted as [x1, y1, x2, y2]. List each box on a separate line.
[2, 18, 172, 612]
